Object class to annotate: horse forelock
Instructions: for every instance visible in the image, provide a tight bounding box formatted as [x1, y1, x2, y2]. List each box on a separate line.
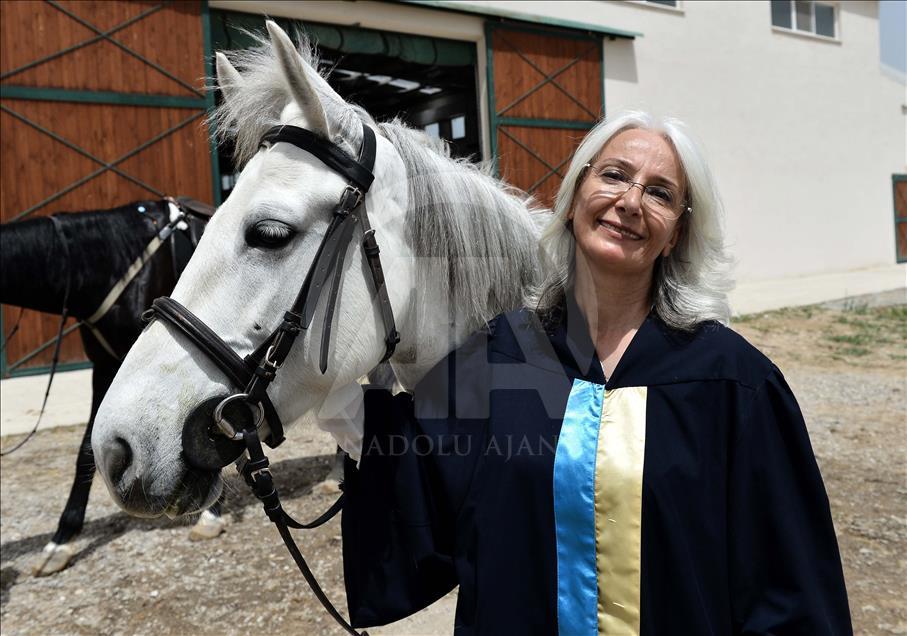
[210, 31, 366, 166]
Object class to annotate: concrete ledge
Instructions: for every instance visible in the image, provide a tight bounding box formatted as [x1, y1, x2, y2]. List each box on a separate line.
[1, 368, 92, 437]
[730, 264, 907, 315]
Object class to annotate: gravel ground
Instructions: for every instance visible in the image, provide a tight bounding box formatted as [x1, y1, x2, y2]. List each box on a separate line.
[1, 301, 904, 635]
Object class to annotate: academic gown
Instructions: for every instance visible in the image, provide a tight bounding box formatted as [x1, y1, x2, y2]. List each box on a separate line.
[341, 295, 852, 635]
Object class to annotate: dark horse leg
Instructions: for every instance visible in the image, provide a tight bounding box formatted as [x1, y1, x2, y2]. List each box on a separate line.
[49, 360, 117, 545]
[32, 361, 117, 576]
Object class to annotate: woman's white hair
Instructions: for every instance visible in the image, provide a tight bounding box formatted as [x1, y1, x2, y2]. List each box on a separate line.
[527, 110, 734, 331]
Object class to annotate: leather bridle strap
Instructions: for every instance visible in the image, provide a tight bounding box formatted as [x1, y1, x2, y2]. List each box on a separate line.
[147, 296, 285, 447]
[142, 123, 396, 636]
[237, 429, 365, 636]
[259, 125, 374, 192]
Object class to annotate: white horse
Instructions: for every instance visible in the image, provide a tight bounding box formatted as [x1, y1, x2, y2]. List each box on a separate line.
[90, 21, 542, 518]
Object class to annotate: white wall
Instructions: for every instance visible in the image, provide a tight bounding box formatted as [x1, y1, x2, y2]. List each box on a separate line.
[438, 0, 906, 287]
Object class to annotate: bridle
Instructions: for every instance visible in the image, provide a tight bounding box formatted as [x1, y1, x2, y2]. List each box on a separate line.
[142, 122, 398, 636]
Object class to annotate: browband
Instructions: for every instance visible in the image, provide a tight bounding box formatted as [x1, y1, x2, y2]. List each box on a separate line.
[259, 125, 375, 193]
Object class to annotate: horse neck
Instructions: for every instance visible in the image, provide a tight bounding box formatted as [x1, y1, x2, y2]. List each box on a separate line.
[0, 216, 70, 314]
[391, 299, 475, 391]
[0, 204, 163, 317]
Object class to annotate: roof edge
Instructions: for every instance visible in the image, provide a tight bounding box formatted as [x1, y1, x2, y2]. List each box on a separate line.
[399, 1, 643, 39]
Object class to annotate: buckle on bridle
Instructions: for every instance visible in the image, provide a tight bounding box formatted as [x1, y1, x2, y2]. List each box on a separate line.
[264, 344, 282, 371]
[213, 393, 264, 441]
[339, 185, 363, 210]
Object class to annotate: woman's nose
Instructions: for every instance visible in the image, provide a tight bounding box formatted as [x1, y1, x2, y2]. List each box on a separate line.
[616, 184, 644, 216]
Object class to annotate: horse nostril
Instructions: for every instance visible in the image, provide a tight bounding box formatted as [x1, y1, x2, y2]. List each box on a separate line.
[182, 396, 246, 471]
[101, 436, 133, 485]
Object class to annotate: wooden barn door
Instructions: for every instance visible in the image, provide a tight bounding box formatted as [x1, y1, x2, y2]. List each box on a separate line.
[486, 22, 603, 209]
[895, 175, 907, 263]
[0, 0, 217, 377]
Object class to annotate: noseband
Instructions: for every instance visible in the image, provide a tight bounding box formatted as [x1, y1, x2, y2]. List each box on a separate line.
[143, 122, 398, 636]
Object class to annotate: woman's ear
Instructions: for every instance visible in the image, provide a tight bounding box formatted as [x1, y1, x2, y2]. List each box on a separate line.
[661, 218, 683, 257]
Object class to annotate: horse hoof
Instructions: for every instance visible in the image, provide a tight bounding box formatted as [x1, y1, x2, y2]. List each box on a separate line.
[32, 542, 75, 577]
[189, 510, 226, 541]
[312, 478, 341, 495]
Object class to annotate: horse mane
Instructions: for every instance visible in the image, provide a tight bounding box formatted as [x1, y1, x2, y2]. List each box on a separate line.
[212, 33, 544, 332]
[378, 122, 542, 330]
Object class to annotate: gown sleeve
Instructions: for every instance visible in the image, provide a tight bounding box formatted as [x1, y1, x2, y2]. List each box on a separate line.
[341, 339, 490, 628]
[729, 366, 853, 635]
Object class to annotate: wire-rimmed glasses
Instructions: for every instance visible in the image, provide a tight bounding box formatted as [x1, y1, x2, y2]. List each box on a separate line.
[582, 163, 692, 220]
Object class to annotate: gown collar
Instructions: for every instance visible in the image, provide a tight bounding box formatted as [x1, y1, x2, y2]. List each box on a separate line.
[549, 288, 660, 388]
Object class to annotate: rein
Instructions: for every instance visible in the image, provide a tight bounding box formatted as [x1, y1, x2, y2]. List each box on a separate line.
[142, 122, 399, 636]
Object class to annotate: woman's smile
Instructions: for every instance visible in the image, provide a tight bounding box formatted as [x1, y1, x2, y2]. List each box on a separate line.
[597, 218, 644, 240]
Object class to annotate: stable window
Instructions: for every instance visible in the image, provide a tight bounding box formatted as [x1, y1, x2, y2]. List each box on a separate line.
[771, 0, 837, 38]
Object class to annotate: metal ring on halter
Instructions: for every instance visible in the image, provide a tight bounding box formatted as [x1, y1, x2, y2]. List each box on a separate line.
[213, 393, 264, 441]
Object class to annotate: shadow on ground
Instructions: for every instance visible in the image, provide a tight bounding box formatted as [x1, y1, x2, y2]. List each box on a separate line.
[0, 453, 334, 568]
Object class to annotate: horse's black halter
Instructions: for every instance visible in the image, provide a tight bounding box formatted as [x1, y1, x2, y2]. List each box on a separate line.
[142, 122, 398, 636]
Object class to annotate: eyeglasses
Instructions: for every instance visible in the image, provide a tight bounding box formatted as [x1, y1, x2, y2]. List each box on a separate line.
[582, 163, 692, 220]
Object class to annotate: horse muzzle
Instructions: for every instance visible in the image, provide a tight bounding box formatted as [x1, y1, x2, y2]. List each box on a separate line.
[94, 427, 221, 518]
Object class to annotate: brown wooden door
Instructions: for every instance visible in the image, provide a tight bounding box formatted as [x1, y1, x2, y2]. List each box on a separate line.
[0, 0, 215, 376]
[486, 22, 603, 209]
[894, 176, 907, 263]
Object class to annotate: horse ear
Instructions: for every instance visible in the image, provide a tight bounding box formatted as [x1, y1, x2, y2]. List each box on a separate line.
[215, 52, 243, 105]
[266, 20, 331, 139]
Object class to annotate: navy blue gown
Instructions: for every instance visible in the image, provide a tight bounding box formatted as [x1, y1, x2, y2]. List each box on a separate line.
[341, 294, 852, 635]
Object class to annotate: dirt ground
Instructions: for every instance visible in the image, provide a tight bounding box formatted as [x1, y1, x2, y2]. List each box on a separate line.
[1, 298, 904, 635]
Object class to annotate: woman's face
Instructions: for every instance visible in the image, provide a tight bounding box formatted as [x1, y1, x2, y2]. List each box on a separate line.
[569, 128, 685, 278]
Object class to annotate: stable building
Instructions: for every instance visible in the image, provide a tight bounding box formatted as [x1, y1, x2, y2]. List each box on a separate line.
[1, 0, 903, 377]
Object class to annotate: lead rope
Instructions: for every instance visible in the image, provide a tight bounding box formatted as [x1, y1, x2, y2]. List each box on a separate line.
[235, 427, 365, 636]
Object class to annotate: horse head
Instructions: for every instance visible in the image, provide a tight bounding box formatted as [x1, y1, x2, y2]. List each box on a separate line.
[91, 21, 542, 517]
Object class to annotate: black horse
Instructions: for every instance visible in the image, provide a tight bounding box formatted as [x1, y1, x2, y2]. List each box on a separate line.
[0, 198, 219, 575]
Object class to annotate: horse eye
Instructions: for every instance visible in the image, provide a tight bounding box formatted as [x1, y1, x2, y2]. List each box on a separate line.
[245, 220, 296, 249]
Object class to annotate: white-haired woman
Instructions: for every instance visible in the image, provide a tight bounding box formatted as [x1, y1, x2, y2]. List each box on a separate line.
[340, 111, 852, 635]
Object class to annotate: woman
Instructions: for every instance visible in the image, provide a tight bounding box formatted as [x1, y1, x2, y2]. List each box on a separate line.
[340, 111, 852, 635]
